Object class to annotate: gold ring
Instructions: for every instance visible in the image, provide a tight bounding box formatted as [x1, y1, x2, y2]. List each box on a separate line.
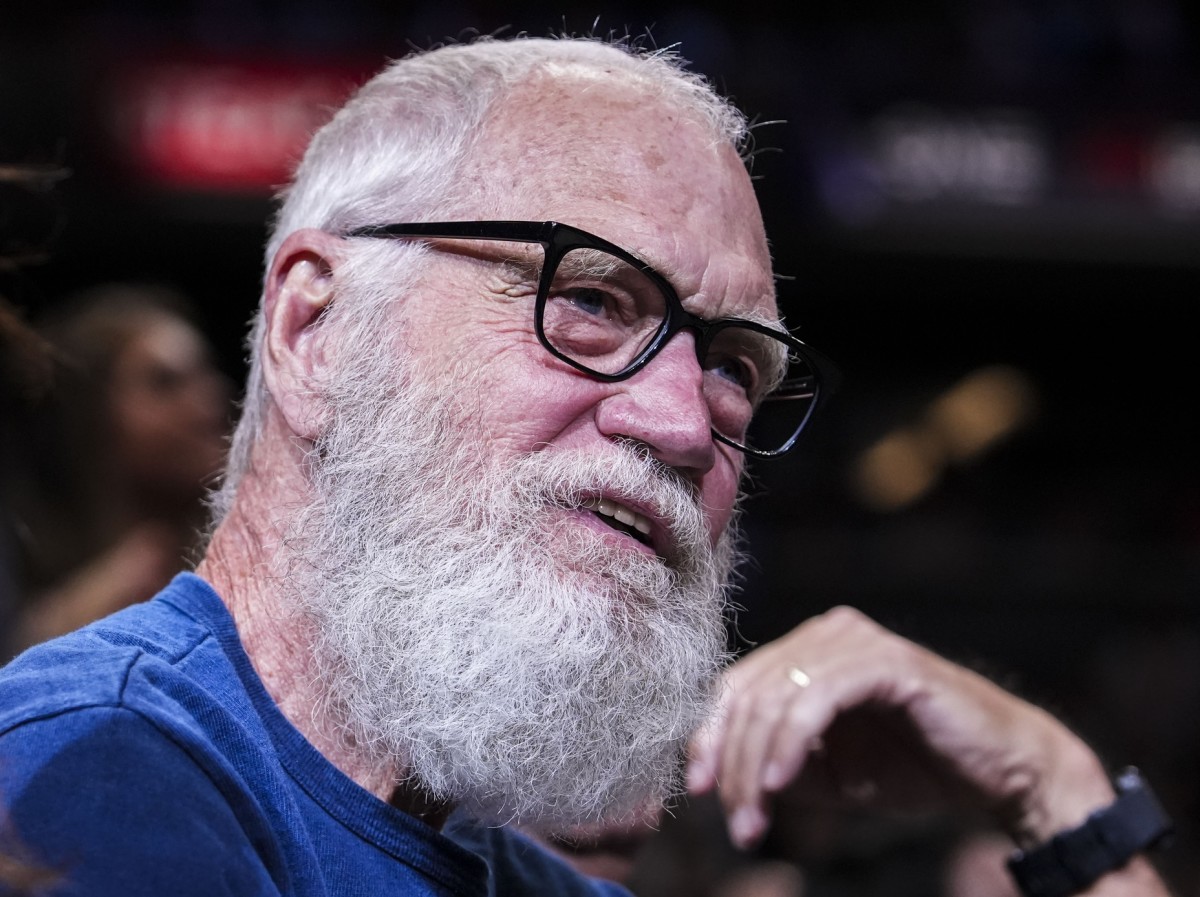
[787, 666, 812, 688]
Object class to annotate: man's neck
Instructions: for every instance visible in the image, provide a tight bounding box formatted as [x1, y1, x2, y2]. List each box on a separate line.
[197, 477, 449, 824]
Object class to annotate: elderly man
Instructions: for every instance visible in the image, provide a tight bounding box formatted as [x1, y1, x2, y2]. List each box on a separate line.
[0, 37, 1172, 897]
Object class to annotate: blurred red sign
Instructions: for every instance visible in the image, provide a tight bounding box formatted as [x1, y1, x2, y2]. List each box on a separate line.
[109, 56, 369, 192]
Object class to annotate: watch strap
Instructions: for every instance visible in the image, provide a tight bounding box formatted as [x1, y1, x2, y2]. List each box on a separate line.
[1007, 767, 1173, 897]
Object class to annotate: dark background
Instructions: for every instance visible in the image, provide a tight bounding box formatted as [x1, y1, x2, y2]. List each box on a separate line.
[3, 2, 1197, 893]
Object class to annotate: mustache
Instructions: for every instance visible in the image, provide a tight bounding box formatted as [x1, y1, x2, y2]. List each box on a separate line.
[505, 440, 711, 567]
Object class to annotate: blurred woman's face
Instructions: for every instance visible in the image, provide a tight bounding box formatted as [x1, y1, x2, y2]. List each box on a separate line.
[107, 315, 231, 501]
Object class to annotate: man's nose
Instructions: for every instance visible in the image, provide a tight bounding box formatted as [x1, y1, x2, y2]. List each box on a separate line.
[593, 332, 716, 475]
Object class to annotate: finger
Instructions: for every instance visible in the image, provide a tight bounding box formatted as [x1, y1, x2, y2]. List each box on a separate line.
[720, 657, 813, 788]
[687, 655, 768, 795]
[704, 608, 883, 847]
[686, 653, 767, 795]
[715, 664, 797, 846]
[760, 682, 834, 793]
[686, 704, 723, 794]
[714, 609, 899, 840]
[712, 643, 830, 846]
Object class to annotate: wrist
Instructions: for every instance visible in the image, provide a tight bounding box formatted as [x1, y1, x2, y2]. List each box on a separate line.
[1006, 723, 1116, 849]
[1007, 767, 1173, 897]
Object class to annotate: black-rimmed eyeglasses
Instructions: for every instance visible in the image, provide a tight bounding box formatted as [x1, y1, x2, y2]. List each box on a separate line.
[343, 220, 838, 457]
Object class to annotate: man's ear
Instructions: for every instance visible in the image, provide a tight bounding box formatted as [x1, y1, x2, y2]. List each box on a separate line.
[261, 228, 346, 441]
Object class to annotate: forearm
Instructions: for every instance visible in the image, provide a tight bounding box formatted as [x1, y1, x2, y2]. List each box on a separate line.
[1078, 857, 1172, 897]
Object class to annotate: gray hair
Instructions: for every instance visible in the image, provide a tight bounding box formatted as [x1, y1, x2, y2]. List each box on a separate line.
[209, 35, 750, 523]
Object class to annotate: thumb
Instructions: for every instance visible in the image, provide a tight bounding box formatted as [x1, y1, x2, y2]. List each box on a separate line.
[686, 683, 732, 795]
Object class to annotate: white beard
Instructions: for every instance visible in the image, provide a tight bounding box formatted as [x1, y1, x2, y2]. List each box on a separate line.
[293, 340, 740, 830]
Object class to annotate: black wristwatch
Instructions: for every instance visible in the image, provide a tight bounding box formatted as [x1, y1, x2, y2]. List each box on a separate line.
[1007, 767, 1173, 897]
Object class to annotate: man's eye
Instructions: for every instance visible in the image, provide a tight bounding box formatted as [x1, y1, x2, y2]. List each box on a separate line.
[707, 355, 755, 390]
[564, 287, 612, 317]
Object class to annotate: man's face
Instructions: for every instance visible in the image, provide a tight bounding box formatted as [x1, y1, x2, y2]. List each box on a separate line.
[294, 74, 771, 829]
[393, 75, 779, 552]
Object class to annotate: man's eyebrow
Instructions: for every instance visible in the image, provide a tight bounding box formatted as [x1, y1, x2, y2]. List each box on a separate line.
[436, 239, 542, 281]
[735, 307, 787, 331]
[624, 246, 783, 327]
[758, 336, 790, 394]
[551, 247, 626, 279]
[686, 297, 787, 335]
[496, 251, 542, 281]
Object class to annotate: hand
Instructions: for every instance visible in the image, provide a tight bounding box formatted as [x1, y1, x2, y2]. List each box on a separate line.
[686, 606, 1116, 851]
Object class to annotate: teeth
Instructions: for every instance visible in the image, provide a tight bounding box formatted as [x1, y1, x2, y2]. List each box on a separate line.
[613, 506, 636, 527]
[584, 497, 653, 536]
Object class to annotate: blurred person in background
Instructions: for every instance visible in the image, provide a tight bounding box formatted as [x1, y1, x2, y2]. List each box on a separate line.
[0, 163, 67, 896]
[0, 296, 54, 643]
[5, 283, 231, 656]
[1, 161, 60, 656]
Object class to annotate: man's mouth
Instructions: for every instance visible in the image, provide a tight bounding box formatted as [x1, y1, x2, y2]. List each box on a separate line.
[580, 497, 654, 548]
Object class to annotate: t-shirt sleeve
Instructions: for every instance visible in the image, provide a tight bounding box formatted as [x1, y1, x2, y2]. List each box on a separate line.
[1, 705, 286, 897]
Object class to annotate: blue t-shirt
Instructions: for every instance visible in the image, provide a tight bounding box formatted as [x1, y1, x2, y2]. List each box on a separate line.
[0, 573, 630, 897]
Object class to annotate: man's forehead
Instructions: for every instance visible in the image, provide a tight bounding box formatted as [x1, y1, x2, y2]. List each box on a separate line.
[451, 72, 777, 319]
[465, 75, 689, 195]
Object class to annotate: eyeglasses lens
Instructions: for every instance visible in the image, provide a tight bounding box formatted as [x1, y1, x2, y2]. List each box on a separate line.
[736, 345, 818, 454]
[540, 245, 816, 454]
[541, 246, 667, 376]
